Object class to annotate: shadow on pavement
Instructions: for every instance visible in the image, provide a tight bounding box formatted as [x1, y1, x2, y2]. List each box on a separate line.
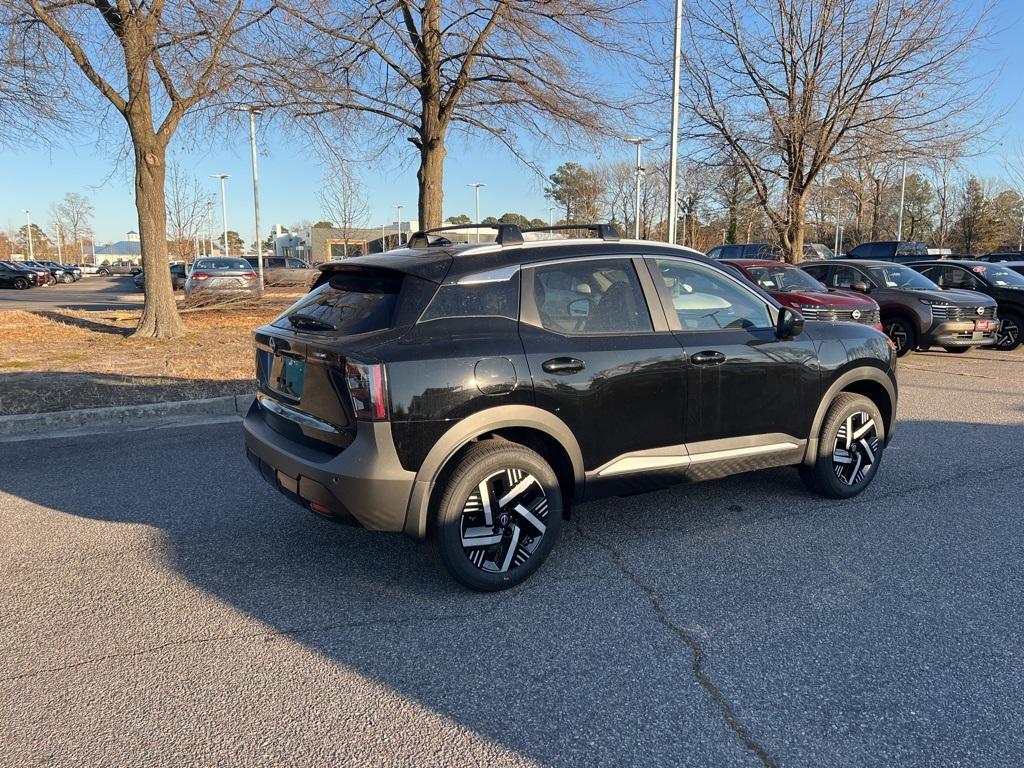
[2, 416, 1023, 766]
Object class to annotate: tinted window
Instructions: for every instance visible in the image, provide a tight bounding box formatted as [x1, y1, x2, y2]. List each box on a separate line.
[272, 268, 412, 335]
[287, 258, 307, 268]
[933, 266, 981, 290]
[652, 258, 773, 331]
[193, 258, 251, 271]
[705, 247, 723, 259]
[421, 273, 520, 321]
[531, 259, 652, 335]
[847, 244, 871, 259]
[802, 264, 829, 281]
[831, 265, 870, 289]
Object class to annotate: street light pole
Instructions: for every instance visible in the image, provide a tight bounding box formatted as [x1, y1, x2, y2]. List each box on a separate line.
[468, 183, 485, 242]
[834, 200, 842, 255]
[242, 109, 265, 289]
[55, 222, 62, 262]
[547, 206, 557, 228]
[393, 205, 403, 246]
[896, 158, 907, 240]
[211, 174, 230, 257]
[667, 0, 683, 245]
[625, 137, 650, 239]
[25, 210, 34, 259]
[205, 201, 214, 256]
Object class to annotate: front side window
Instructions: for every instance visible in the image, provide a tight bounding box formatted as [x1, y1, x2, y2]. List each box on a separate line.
[652, 258, 773, 331]
[832, 265, 870, 289]
[934, 266, 981, 290]
[530, 258, 652, 335]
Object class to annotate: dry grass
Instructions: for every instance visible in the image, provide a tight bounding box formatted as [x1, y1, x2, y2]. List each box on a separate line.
[0, 294, 302, 415]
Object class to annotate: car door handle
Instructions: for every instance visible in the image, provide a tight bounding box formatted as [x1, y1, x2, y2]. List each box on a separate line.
[541, 357, 586, 375]
[690, 350, 726, 366]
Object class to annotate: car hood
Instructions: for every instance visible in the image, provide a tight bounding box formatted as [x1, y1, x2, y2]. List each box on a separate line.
[772, 288, 876, 308]
[936, 288, 998, 306]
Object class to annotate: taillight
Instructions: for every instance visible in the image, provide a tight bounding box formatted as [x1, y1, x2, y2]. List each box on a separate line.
[241, 272, 257, 279]
[344, 361, 387, 420]
[192, 272, 210, 280]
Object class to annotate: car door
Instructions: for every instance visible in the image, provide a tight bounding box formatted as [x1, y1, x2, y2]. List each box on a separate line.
[645, 255, 819, 456]
[518, 256, 689, 493]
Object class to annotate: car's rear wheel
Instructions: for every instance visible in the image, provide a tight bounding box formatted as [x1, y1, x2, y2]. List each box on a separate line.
[993, 313, 1022, 351]
[799, 393, 885, 500]
[883, 317, 915, 357]
[12, 277, 28, 290]
[433, 440, 562, 591]
[59, 272, 73, 284]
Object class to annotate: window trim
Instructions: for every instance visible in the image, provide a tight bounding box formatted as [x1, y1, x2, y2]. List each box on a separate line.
[519, 255, 663, 336]
[643, 255, 779, 334]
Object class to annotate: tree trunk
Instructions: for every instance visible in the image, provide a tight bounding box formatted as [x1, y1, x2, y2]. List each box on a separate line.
[131, 135, 185, 338]
[784, 192, 808, 263]
[416, 137, 446, 230]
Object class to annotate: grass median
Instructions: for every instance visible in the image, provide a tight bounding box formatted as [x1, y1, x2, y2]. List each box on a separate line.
[0, 291, 304, 416]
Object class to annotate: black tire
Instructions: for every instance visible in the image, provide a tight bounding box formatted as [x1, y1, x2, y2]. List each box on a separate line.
[98, 269, 110, 276]
[799, 393, 885, 500]
[942, 347, 972, 354]
[883, 317, 915, 357]
[433, 440, 563, 592]
[12, 277, 28, 290]
[993, 313, 1022, 351]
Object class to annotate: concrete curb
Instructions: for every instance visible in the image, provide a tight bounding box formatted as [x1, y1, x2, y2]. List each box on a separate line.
[0, 394, 255, 442]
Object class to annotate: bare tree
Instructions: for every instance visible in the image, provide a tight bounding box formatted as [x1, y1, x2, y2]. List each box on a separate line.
[50, 192, 94, 262]
[166, 161, 207, 265]
[273, 0, 636, 229]
[318, 162, 370, 258]
[6, 1, 276, 337]
[679, 0, 992, 262]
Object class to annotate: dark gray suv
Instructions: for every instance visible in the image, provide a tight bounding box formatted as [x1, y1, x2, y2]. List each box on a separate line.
[802, 260, 998, 356]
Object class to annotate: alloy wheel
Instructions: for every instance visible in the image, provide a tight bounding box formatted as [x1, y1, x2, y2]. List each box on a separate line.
[832, 411, 881, 487]
[459, 468, 550, 573]
[996, 318, 1020, 350]
[885, 321, 908, 353]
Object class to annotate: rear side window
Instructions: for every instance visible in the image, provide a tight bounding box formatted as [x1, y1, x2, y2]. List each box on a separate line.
[272, 268, 417, 335]
[530, 258, 652, 335]
[420, 273, 520, 322]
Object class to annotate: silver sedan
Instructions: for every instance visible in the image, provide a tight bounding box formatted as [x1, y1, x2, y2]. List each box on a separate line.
[184, 258, 261, 299]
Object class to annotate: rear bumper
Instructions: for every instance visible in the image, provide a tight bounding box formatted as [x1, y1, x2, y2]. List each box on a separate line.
[923, 320, 997, 347]
[243, 400, 415, 532]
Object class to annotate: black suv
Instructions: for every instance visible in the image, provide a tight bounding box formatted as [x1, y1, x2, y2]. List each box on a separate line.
[909, 260, 1024, 351]
[844, 241, 930, 264]
[802, 260, 999, 355]
[244, 224, 898, 591]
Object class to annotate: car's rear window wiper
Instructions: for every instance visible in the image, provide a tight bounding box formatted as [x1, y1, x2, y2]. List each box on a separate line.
[287, 313, 336, 331]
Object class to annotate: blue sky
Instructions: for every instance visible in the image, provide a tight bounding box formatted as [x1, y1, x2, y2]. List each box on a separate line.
[2, 0, 1022, 246]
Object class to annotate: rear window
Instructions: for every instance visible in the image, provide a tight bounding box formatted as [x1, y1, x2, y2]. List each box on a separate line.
[272, 267, 432, 335]
[194, 258, 251, 270]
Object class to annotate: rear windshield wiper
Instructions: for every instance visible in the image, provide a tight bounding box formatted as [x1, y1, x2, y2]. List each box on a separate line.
[287, 313, 336, 331]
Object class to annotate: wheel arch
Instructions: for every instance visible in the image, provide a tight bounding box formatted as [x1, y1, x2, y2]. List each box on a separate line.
[803, 367, 896, 466]
[402, 405, 585, 540]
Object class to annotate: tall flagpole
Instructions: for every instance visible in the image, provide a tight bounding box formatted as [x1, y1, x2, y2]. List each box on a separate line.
[667, 0, 683, 245]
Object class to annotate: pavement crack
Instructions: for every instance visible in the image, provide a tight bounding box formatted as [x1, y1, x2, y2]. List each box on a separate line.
[573, 521, 777, 768]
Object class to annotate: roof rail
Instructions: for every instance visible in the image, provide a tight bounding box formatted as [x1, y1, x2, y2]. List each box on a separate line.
[520, 223, 622, 242]
[406, 223, 524, 249]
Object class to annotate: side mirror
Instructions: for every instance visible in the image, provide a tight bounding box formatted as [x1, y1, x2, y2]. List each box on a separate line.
[777, 306, 805, 339]
[850, 281, 870, 294]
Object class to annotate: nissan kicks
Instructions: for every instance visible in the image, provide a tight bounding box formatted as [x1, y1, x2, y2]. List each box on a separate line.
[244, 224, 898, 591]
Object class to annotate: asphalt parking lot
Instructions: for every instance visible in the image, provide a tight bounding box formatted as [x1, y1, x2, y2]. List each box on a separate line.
[2, 348, 1023, 767]
[0, 275, 143, 311]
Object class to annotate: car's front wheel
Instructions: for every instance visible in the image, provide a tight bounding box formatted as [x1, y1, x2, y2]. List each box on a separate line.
[799, 393, 885, 500]
[884, 317, 915, 357]
[12, 277, 28, 290]
[993, 313, 1022, 351]
[59, 272, 73, 284]
[433, 440, 562, 591]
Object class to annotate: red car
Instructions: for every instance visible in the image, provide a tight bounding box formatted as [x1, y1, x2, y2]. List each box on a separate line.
[722, 259, 883, 331]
